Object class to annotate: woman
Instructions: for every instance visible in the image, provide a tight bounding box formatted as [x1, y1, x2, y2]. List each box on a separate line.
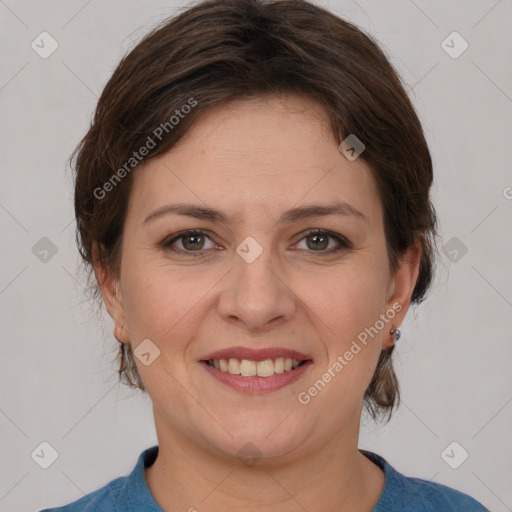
[41, 0, 489, 510]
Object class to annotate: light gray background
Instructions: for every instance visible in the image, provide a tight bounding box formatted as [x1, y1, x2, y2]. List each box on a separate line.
[0, 1, 511, 511]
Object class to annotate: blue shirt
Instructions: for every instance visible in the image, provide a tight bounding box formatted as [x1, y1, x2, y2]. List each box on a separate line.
[39, 445, 489, 511]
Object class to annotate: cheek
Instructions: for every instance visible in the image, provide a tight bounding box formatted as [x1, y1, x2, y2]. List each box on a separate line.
[311, 262, 387, 339]
[120, 267, 197, 392]
[304, 260, 388, 390]
[123, 269, 184, 339]
[122, 272, 166, 337]
[120, 257, 219, 361]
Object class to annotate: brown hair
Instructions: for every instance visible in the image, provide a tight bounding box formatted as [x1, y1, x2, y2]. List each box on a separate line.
[73, 0, 438, 421]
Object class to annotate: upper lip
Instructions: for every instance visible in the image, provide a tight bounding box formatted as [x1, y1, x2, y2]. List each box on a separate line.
[201, 346, 313, 362]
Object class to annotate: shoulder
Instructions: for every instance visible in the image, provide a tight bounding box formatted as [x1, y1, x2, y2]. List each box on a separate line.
[392, 474, 489, 511]
[362, 451, 490, 512]
[38, 476, 126, 511]
[38, 446, 161, 512]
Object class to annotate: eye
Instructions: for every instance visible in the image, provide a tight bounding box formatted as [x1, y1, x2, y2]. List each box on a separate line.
[293, 229, 352, 254]
[162, 230, 217, 256]
[161, 228, 351, 257]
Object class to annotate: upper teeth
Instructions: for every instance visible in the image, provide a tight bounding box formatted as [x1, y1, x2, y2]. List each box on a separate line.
[209, 357, 302, 377]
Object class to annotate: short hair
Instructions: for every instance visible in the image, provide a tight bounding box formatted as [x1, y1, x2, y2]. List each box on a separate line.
[72, 0, 438, 421]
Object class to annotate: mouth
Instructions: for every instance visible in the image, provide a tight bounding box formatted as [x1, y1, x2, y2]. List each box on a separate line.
[202, 357, 309, 377]
[199, 347, 313, 394]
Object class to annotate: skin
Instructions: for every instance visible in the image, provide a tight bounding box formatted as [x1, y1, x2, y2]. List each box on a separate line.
[95, 93, 421, 511]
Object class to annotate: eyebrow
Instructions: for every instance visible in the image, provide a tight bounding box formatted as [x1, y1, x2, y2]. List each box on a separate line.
[143, 201, 368, 226]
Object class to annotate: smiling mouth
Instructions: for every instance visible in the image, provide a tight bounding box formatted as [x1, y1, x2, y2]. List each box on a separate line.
[203, 357, 309, 377]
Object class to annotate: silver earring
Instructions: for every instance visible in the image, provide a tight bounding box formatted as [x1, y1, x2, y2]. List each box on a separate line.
[390, 328, 401, 343]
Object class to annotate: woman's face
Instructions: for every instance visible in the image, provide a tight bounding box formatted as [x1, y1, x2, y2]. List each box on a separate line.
[99, 94, 419, 463]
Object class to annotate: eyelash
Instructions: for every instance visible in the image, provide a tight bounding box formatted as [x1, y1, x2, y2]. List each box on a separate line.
[161, 229, 352, 257]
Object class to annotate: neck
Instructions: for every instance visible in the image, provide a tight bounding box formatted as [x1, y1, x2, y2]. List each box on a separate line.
[145, 409, 385, 512]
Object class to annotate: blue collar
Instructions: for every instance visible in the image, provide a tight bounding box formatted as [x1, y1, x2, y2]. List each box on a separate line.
[116, 445, 162, 510]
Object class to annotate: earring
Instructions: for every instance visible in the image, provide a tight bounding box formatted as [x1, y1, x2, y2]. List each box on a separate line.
[390, 328, 401, 344]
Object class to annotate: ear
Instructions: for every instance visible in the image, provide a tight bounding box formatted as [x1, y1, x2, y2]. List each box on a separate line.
[382, 238, 422, 349]
[92, 242, 130, 343]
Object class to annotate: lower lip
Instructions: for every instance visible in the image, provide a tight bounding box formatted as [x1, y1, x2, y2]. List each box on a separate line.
[200, 360, 313, 394]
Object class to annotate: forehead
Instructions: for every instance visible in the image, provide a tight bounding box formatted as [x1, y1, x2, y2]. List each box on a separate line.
[129, 94, 381, 226]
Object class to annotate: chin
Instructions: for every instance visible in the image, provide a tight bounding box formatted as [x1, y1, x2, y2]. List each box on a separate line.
[203, 418, 308, 464]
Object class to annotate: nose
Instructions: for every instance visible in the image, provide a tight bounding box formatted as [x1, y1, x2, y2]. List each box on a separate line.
[217, 240, 297, 331]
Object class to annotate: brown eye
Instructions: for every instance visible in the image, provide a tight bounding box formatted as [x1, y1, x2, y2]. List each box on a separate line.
[295, 229, 351, 253]
[306, 232, 329, 251]
[181, 233, 205, 250]
[163, 230, 215, 255]
[162, 228, 351, 257]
